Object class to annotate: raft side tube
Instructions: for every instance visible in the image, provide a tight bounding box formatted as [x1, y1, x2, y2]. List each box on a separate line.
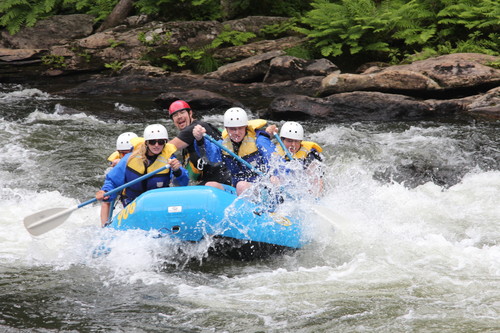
[109, 187, 236, 241]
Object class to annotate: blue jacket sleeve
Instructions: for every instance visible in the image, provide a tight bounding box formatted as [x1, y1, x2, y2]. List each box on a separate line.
[256, 133, 276, 167]
[194, 137, 223, 163]
[100, 152, 129, 201]
[172, 166, 189, 186]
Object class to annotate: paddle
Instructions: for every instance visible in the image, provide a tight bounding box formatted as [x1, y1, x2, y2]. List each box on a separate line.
[24, 164, 170, 236]
[271, 134, 345, 228]
[203, 133, 343, 226]
[273, 133, 294, 160]
[203, 133, 264, 176]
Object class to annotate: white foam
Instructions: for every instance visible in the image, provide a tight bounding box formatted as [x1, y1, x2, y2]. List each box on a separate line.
[0, 87, 55, 101]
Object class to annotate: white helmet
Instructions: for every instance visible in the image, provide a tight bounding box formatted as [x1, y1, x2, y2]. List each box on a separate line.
[280, 121, 304, 141]
[223, 107, 248, 127]
[143, 124, 168, 140]
[116, 132, 138, 150]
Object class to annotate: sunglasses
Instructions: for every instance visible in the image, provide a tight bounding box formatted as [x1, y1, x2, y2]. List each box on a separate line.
[147, 139, 166, 145]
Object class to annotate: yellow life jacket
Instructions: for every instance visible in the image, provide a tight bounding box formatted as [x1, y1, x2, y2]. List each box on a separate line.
[276, 141, 323, 160]
[121, 143, 178, 203]
[126, 143, 177, 175]
[221, 119, 267, 157]
[107, 151, 120, 163]
[184, 152, 202, 180]
[130, 137, 145, 149]
[108, 137, 144, 163]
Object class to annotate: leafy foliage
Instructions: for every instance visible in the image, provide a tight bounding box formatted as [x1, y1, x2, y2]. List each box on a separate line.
[298, 0, 499, 65]
[284, 45, 315, 60]
[158, 26, 257, 73]
[297, 0, 392, 57]
[0, 0, 60, 34]
[41, 54, 67, 68]
[162, 45, 220, 74]
[260, 18, 299, 39]
[226, 0, 311, 18]
[1, 0, 497, 72]
[104, 60, 124, 72]
[62, 0, 119, 22]
[211, 25, 257, 48]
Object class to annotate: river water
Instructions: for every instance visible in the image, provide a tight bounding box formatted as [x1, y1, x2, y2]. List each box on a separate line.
[1, 82, 499, 332]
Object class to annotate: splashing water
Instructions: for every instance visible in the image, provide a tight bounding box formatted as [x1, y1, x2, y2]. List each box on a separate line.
[0, 83, 499, 332]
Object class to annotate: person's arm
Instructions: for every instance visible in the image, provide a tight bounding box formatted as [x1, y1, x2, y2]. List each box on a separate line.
[171, 166, 189, 186]
[265, 124, 278, 137]
[199, 138, 223, 164]
[192, 124, 223, 164]
[96, 153, 128, 201]
[100, 202, 111, 227]
[304, 149, 323, 168]
[169, 156, 190, 186]
[256, 133, 276, 166]
[169, 137, 189, 150]
[107, 151, 120, 166]
[170, 121, 199, 150]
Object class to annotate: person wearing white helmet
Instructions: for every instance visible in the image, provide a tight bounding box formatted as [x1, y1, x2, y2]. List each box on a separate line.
[166, 100, 231, 186]
[266, 121, 323, 165]
[107, 132, 138, 167]
[266, 121, 324, 197]
[192, 107, 276, 195]
[100, 132, 139, 225]
[96, 124, 189, 226]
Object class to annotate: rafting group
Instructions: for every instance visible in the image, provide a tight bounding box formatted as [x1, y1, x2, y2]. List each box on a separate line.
[96, 101, 325, 227]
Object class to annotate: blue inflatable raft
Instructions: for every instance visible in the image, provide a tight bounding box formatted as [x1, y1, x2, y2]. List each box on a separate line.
[106, 186, 306, 260]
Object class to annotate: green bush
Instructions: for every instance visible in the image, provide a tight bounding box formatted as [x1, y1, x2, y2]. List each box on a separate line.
[298, 0, 499, 66]
[0, 0, 60, 34]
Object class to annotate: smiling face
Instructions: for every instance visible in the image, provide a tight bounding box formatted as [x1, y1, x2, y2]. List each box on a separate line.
[171, 110, 193, 130]
[226, 126, 247, 143]
[282, 137, 301, 155]
[146, 139, 166, 156]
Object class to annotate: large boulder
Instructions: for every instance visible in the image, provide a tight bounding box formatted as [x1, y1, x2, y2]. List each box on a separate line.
[0, 14, 94, 49]
[205, 51, 339, 84]
[268, 92, 436, 122]
[0, 48, 45, 62]
[321, 53, 500, 96]
[154, 89, 243, 111]
[388, 53, 499, 89]
[204, 50, 284, 83]
[263, 56, 339, 83]
[213, 36, 306, 62]
[466, 87, 500, 120]
[320, 70, 441, 95]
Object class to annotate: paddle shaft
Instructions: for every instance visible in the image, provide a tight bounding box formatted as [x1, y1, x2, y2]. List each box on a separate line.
[98, 164, 169, 202]
[24, 164, 170, 234]
[203, 133, 264, 176]
[274, 133, 294, 160]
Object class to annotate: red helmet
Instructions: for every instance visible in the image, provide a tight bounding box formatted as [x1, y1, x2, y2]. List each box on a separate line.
[168, 100, 191, 117]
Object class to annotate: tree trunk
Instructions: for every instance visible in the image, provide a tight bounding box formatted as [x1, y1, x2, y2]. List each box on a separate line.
[96, 0, 135, 33]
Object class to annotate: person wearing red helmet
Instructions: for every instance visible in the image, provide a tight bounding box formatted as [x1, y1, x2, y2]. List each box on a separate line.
[167, 100, 231, 185]
[168, 100, 192, 130]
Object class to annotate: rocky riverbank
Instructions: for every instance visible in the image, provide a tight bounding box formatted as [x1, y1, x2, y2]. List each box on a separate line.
[1, 14, 499, 121]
